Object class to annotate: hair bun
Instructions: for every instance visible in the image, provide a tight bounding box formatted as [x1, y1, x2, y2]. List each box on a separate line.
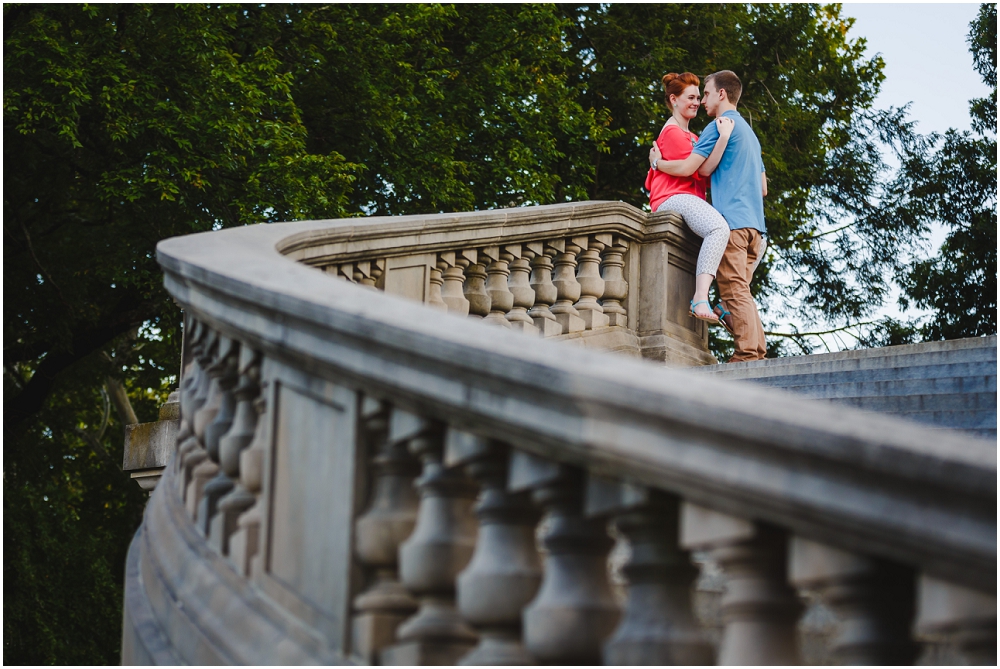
[661, 72, 701, 110]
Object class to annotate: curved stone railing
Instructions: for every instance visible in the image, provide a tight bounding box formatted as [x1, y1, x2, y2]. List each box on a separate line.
[122, 202, 996, 665]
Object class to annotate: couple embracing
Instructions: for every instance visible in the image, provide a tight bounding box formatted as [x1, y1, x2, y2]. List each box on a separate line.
[645, 70, 767, 363]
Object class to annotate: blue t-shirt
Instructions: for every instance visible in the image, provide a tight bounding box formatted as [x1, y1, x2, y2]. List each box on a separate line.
[692, 110, 766, 233]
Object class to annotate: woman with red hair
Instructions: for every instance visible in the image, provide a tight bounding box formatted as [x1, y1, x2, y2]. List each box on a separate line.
[646, 72, 733, 326]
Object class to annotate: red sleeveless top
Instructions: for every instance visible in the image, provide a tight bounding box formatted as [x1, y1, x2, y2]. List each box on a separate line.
[645, 124, 707, 211]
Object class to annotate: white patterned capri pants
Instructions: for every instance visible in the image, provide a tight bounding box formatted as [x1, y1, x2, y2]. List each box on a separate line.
[657, 194, 730, 277]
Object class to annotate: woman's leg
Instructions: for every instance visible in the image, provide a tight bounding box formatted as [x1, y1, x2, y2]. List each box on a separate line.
[657, 195, 730, 319]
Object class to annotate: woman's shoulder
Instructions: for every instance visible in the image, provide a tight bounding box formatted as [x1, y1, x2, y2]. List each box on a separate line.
[659, 124, 686, 143]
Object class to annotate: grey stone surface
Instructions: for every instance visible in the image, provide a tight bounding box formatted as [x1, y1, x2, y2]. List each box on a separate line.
[124, 419, 178, 471]
[696, 336, 997, 439]
[122, 456, 352, 664]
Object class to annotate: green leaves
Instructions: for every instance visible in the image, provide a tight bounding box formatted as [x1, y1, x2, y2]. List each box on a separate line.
[292, 4, 608, 213]
[3, 6, 360, 661]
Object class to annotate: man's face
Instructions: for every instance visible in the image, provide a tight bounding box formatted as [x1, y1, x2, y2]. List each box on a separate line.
[702, 80, 721, 117]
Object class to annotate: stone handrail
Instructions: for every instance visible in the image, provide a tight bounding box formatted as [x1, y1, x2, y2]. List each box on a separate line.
[122, 202, 996, 665]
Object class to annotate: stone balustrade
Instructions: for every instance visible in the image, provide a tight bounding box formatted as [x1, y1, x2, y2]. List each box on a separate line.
[279, 201, 716, 365]
[122, 202, 996, 665]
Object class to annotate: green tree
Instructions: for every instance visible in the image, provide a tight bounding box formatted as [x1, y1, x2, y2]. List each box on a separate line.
[289, 4, 615, 214]
[885, 3, 996, 340]
[3, 4, 358, 663]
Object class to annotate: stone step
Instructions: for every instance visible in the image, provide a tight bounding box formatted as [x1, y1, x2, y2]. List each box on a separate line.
[703, 361, 995, 387]
[827, 391, 997, 413]
[698, 337, 997, 380]
[966, 427, 997, 440]
[698, 338, 998, 442]
[751, 375, 996, 399]
[814, 401, 997, 431]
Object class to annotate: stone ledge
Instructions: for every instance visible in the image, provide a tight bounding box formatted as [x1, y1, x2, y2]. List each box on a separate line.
[551, 325, 640, 356]
[124, 419, 178, 472]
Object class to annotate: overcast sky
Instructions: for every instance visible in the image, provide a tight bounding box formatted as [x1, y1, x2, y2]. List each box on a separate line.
[841, 3, 990, 135]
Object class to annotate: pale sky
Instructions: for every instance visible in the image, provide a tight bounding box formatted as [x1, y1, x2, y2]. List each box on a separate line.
[842, 3, 990, 136]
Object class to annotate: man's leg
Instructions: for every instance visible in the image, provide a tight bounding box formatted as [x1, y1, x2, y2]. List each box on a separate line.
[717, 229, 761, 362]
[745, 231, 768, 360]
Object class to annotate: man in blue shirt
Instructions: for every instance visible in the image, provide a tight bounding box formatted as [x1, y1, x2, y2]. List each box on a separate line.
[649, 70, 768, 362]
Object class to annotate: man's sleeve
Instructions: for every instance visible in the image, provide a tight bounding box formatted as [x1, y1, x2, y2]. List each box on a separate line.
[691, 121, 719, 158]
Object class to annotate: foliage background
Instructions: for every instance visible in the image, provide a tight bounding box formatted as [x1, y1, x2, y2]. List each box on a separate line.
[4, 4, 995, 663]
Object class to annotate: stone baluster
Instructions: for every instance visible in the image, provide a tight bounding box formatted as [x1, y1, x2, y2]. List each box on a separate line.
[528, 243, 563, 337]
[177, 325, 215, 463]
[506, 242, 539, 335]
[914, 574, 996, 665]
[788, 538, 917, 665]
[446, 432, 542, 665]
[600, 236, 629, 327]
[481, 246, 514, 329]
[574, 233, 611, 330]
[353, 259, 386, 288]
[338, 263, 357, 283]
[176, 319, 206, 445]
[190, 338, 240, 528]
[463, 252, 490, 319]
[549, 237, 586, 334]
[352, 398, 421, 664]
[427, 264, 449, 313]
[680, 503, 803, 665]
[208, 347, 262, 555]
[179, 332, 223, 500]
[227, 373, 270, 578]
[438, 251, 473, 316]
[177, 318, 207, 426]
[508, 451, 619, 664]
[585, 477, 713, 665]
[382, 412, 479, 666]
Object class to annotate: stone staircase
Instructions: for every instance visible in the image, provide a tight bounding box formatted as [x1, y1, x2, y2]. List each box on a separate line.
[696, 336, 998, 441]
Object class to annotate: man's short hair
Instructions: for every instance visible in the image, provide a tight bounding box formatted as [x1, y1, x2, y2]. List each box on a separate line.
[706, 70, 742, 105]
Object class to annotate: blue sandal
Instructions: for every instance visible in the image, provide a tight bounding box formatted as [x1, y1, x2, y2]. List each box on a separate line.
[713, 301, 735, 336]
[690, 300, 720, 324]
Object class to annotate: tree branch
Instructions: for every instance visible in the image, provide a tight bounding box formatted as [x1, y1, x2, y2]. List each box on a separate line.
[765, 320, 874, 339]
[4, 297, 155, 431]
[104, 375, 138, 426]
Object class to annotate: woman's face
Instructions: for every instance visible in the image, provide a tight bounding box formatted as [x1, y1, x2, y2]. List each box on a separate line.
[671, 84, 701, 120]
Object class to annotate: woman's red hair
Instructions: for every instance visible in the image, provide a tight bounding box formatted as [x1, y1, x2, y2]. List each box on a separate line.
[662, 72, 700, 110]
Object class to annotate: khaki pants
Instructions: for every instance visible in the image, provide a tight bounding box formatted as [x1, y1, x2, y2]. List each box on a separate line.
[717, 228, 767, 362]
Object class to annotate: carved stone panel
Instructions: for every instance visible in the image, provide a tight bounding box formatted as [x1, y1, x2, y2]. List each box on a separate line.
[384, 254, 437, 303]
[259, 369, 359, 652]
